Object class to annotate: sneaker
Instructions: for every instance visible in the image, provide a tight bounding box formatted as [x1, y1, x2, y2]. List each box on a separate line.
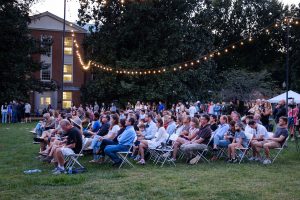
[52, 167, 65, 175]
[254, 157, 262, 162]
[263, 159, 272, 165]
[51, 167, 59, 172]
[226, 158, 233, 163]
[41, 156, 53, 163]
[137, 159, 145, 165]
[232, 158, 238, 163]
[248, 157, 257, 161]
[291, 138, 295, 141]
[134, 155, 141, 161]
[33, 142, 40, 144]
[162, 152, 170, 158]
[189, 155, 201, 165]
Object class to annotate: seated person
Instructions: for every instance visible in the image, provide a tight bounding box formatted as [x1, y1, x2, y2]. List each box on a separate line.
[179, 114, 212, 164]
[95, 119, 127, 163]
[104, 117, 136, 167]
[171, 117, 199, 161]
[88, 114, 110, 149]
[33, 113, 55, 137]
[248, 120, 269, 161]
[137, 118, 168, 165]
[83, 112, 101, 138]
[210, 115, 230, 161]
[227, 122, 249, 163]
[89, 114, 120, 163]
[142, 113, 157, 140]
[209, 114, 218, 132]
[252, 116, 288, 165]
[52, 119, 83, 174]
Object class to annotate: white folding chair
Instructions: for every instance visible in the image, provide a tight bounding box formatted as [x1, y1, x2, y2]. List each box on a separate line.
[116, 137, 137, 169]
[191, 134, 214, 165]
[271, 136, 289, 163]
[65, 139, 88, 170]
[235, 134, 253, 164]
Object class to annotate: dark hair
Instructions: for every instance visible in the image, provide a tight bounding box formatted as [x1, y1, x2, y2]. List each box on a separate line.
[120, 119, 126, 128]
[127, 117, 135, 125]
[201, 114, 210, 122]
[246, 115, 254, 120]
[229, 120, 236, 127]
[146, 113, 154, 120]
[211, 114, 217, 121]
[279, 116, 288, 124]
[111, 114, 119, 126]
[94, 112, 100, 119]
[221, 115, 228, 123]
[235, 122, 244, 130]
[156, 118, 164, 127]
[171, 115, 177, 121]
[248, 120, 256, 126]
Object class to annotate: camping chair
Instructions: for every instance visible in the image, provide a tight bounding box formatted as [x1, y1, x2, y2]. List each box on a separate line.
[190, 134, 215, 165]
[65, 138, 89, 171]
[235, 134, 253, 164]
[116, 137, 137, 169]
[271, 136, 289, 163]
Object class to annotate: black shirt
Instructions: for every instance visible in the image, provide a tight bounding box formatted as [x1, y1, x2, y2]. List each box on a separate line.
[97, 122, 110, 136]
[210, 123, 218, 132]
[66, 127, 82, 154]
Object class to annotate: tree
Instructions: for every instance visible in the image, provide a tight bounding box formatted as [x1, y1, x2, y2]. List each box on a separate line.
[78, 0, 219, 105]
[0, 0, 55, 103]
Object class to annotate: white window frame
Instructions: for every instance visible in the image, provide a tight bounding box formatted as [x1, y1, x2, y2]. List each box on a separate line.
[40, 63, 52, 81]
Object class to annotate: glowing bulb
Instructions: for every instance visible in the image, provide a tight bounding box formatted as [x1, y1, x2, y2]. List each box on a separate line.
[197, 60, 200, 63]
[163, 69, 166, 72]
[232, 45, 236, 49]
[249, 37, 253, 42]
[204, 57, 208, 60]
[240, 42, 244, 45]
[225, 49, 228, 53]
[296, 21, 299, 25]
[217, 52, 221, 56]
[184, 64, 188, 67]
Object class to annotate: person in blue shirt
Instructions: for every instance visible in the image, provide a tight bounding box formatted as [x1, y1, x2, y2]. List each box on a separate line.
[166, 115, 177, 135]
[83, 112, 101, 137]
[104, 117, 136, 167]
[158, 101, 165, 113]
[227, 122, 249, 163]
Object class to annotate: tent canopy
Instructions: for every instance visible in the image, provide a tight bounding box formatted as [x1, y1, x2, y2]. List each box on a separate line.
[268, 90, 300, 104]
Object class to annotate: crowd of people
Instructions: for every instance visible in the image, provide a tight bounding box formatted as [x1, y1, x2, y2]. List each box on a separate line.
[1, 101, 31, 124]
[30, 99, 298, 174]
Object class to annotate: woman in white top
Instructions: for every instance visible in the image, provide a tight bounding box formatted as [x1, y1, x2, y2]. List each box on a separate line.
[137, 118, 168, 165]
[89, 114, 120, 163]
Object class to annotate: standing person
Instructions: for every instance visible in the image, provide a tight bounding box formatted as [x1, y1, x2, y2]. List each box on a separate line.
[188, 103, 197, 118]
[94, 102, 99, 113]
[1, 102, 8, 124]
[12, 101, 17, 123]
[273, 100, 287, 123]
[261, 101, 272, 131]
[7, 102, 12, 123]
[288, 104, 299, 141]
[24, 103, 31, 123]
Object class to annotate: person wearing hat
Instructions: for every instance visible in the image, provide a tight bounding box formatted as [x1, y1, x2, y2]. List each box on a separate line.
[70, 116, 83, 132]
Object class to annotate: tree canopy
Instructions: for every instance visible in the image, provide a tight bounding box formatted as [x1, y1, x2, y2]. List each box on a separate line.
[0, 0, 55, 103]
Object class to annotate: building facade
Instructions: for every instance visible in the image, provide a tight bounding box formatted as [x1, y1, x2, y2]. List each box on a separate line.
[29, 12, 87, 112]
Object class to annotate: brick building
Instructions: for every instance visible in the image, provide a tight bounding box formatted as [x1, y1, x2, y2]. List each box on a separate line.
[28, 11, 87, 111]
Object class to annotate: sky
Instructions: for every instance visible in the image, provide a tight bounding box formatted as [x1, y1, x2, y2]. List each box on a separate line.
[30, 0, 300, 22]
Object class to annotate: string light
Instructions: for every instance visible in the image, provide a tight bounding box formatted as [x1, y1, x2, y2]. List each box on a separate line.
[70, 17, 298, 76]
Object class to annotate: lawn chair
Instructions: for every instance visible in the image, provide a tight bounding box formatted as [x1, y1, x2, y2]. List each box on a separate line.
[191, 134, 215, 165]
[235, 134, 253, 164]
[271, 136, 289, 163]
[116, 137, 137, 169]
[65, 138, 89, 171]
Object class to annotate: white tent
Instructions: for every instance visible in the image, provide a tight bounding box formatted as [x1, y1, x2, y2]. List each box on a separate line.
[268, 90, 300, 104]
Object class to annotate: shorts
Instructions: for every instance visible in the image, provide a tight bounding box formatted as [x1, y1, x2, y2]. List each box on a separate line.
[61, 147, 75, 156]
[25, 113, 30, 118]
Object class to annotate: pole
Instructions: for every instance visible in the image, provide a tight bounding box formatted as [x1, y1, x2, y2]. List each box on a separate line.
[61, 0, 66, 110]
[285, 21, 290, 115]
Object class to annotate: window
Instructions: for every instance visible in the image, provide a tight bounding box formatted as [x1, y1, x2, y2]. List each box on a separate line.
[41, 63, 51, 81]
[63, 92, 72, 109]
[40, 97, 51, 107]
[64, 37, 73, 55]
[63, 64, 73, 82]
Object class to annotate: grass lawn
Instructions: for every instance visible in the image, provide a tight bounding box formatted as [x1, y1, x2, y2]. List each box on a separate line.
[0, 123, 300, 200]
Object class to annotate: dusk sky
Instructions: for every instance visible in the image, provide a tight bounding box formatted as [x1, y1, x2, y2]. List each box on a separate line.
[30, 0, 300, 22]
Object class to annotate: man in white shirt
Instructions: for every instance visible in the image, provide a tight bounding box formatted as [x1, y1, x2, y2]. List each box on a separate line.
[24, 103, 31, 123]
[143, 113, 157, 140]
[248, 120, 269, 161]
[188, 103, 197, 117]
